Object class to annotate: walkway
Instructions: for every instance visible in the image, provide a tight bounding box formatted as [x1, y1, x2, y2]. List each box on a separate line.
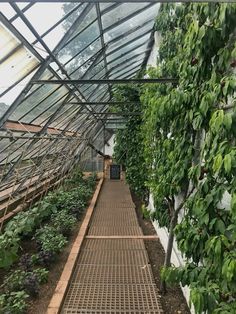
[60, 179, 163, 314]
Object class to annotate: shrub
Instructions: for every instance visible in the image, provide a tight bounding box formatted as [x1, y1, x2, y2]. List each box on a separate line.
[51, 210, 76, 236]
[34, 226, 67, 254]
[0, 291, 29, 314]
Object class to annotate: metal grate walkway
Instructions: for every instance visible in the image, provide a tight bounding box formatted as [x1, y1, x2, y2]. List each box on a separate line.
[60, 180, 163, 314]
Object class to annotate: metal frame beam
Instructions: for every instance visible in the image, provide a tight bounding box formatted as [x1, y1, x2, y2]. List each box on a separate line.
[0, 3, 95, 127]
[64, 102, 137, 105]
[33, 78, 178, 84]
[7, 1, 222, 3]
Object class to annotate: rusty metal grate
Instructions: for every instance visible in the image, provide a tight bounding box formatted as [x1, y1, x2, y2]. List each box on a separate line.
[88, 225, 143, 236]
[60, 180, 163, 314]
[77, 249, 149, 265]
[71, 264, 154, 284]
[62, 284, 161, 312]
[62, 310, 161, 313]
[81, 239, 146, 250]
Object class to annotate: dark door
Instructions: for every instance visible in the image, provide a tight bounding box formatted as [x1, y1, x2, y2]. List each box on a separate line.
[110, 164, 121, 180]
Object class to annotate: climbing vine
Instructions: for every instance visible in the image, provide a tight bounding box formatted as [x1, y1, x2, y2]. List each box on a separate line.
[141, 3, 236, 313]
[113, 85, 148, 199]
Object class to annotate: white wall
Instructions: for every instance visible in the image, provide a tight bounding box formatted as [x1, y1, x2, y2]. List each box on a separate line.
[104, 134, 115, 156]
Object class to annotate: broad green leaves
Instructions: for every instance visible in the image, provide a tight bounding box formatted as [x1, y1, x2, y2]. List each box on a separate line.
[141, 3, 236, 314]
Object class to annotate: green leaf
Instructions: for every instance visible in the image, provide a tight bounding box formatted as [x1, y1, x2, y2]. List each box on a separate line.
[224, 154, 231, 174]
[213, 154, 223, 173]
[216, 220, 226, 234]
[223, 113, 232, 131]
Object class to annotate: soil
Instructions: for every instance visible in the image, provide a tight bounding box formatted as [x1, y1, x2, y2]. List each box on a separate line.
[27, 217, 85, 314]
[131, 192, 191, 314]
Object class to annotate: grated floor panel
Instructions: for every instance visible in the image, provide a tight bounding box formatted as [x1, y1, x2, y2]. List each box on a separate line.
[81, 239, 146, 250]
[60, 180, 162, 314]
[77, 249, 149, 265]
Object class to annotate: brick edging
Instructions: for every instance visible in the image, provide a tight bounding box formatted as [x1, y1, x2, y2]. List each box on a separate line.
[47, 177, 104, 314]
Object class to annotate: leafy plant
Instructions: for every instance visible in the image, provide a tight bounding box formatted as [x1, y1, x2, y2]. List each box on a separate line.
[1, 270, 26, 293]
[113, 85, 148, 200]
[140, 2, 236, 313]
[23, 272, 39, 297]
[18, 253, 33, 272]
[0, 232, 20, 269]
[34, 225, 67, 254]
[0, 291, 29, 314]
[51, 210, 76, 236]
[32, 250, 55, 268]
[33, 268, 49, 284]
[1, 267, 47, 297]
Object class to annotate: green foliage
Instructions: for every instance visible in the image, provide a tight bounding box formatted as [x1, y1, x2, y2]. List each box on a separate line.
[144, 3, 236, 313]
[0, 169, 96, 269]
[1, 267, 48, 294]
[35, 226, 67, 254]
[141, 204, 150, 219]
[33, 268, 49, 284]
[0, 232, 20, 269]
[113, 85, 148, 199]
[0, 291, 29, 314]
[1, 270, 26, 293]
[51, 210, 77, 236]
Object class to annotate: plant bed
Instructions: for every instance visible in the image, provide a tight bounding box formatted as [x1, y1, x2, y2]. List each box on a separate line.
[0, 169, 97, 314]
[131, 192, 191, 314]
[27, 219, 84, 314]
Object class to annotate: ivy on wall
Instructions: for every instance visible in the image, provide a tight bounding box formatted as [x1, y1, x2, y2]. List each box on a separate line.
[140, 3, 236, 313]
[112, 85, 148, 199]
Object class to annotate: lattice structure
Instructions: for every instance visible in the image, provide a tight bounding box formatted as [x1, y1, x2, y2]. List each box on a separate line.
[0, 1, 161, 227]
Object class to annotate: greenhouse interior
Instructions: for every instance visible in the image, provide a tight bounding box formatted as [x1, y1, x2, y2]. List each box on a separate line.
[0, 1, 236, 314]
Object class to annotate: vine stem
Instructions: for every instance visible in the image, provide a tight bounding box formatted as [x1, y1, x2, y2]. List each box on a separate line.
[160, 186, 194, 294]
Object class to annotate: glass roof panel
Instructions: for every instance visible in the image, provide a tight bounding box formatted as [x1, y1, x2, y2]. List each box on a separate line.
[64, 5, 97, 45]
[12, 17, 36, 42]
[0, 23, 19, 59]
[109, 60, 143, 78]
[61, 23, 101, 74]
[0, 4, 15, 19]
[106, 35, 149, 63]
[106, 19, 153, 53]
[99, 3, 115, 11]
[0, 69, 37, 110]
[0, 22, 39, 97]
[29, 90, 69, 125]
[24, 3, 66, 35]
[0, 1, 159, 136]
[101, 3, 147, 30]
[104, 5, 158, 42]
[9, 83, 68, 122]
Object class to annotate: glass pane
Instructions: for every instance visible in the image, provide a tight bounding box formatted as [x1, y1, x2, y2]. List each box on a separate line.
[0, 23, 19, 60]
[104, 5, 158, 41]
[0, 47, 39, 95]
[108, 46, 146, 71]
[61, 25, 101, 74]
[0, 4, 15, 19]
[102, 3, 147, 30]
[64, 5, 97, 45]
[25, 3, 67, 35]
[106, 20, 153, 52]
[9, 84, 68, 123]
[42, 4, 86, 50]
[109, 60, 142, 78]
[107, 35, 149, 63]
[31, 91, 69, 125]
